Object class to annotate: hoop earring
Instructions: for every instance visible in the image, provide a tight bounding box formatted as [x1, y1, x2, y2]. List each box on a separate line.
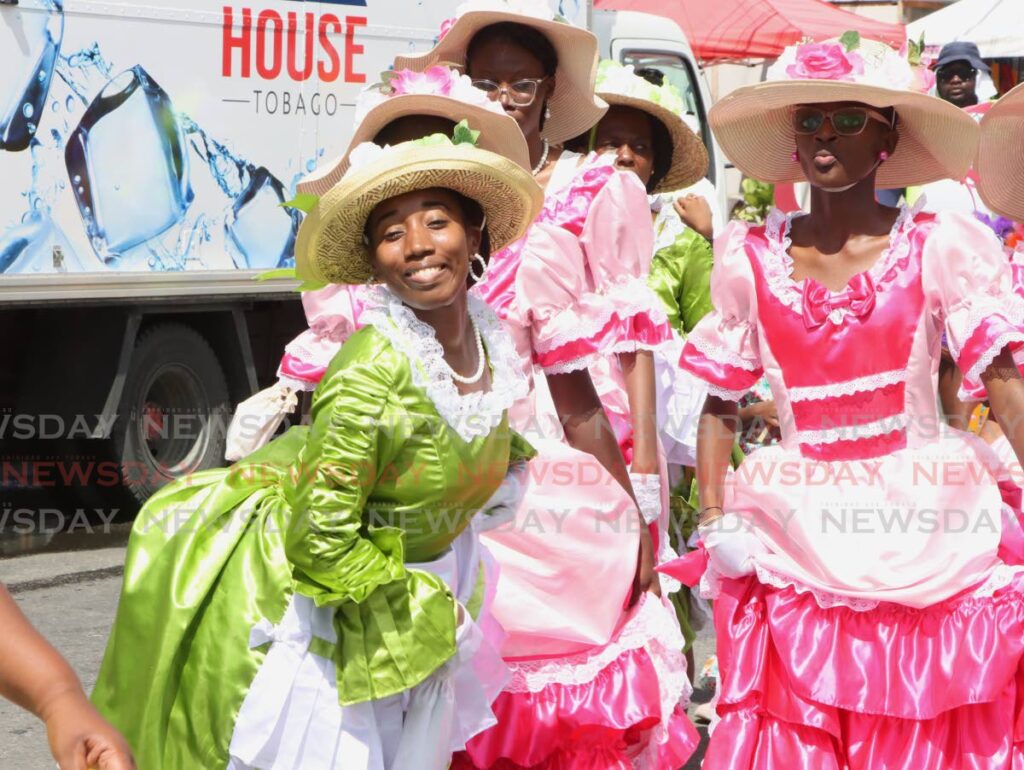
[470, 253, 487, 282]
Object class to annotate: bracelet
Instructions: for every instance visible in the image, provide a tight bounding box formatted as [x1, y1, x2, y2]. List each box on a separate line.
[698, 506, 725, 527]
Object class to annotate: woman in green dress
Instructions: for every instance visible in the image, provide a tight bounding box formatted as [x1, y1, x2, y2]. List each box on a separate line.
[91, 131, 543, 770]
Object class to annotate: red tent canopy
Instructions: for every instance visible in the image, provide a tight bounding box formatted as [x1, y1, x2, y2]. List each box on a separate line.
[594, 0, 905, 62]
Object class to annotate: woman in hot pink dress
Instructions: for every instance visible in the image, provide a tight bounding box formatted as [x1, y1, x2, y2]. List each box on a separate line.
[666, 38, 1024, 767]
[398, 2, 697, 767]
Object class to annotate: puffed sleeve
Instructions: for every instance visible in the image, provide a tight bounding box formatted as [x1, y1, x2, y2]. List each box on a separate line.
[648, 228, 714, 335]
[576, 167, 673, 353]
[515, 167, 673, 373]
[515, 222, 602, 374]
[922, 212, 1024, 401]
[276, 285, 368, 391]
[284, 330, 457, 703]
[679, 221, 764, 401]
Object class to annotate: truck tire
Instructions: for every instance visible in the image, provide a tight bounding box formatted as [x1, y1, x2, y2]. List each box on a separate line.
[113, 323, 230, 506]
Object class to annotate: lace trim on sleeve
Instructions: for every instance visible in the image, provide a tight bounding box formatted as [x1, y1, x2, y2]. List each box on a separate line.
[687, 329, 760, 372]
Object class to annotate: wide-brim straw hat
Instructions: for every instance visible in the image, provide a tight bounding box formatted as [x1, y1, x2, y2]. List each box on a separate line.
[394, 11, 607, 144]
[977, 82, 1024, 222]
[598, 93, 707, 192]
[297, 95, 529, 196]
[295, 142, 543, 285]
[710, 40, 980, 189]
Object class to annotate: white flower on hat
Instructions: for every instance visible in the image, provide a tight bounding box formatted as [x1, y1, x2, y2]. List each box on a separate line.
[346, 142, 386, 173]
[596, 60, 688, 117]
[353, 86, 390, 125]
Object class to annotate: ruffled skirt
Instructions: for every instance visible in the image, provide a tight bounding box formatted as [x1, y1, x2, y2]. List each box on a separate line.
[456, 438, 698, 768]
[453, 595, 699, 769]
[704, 570, 1024, 769]
[703, 431, 1024, 768]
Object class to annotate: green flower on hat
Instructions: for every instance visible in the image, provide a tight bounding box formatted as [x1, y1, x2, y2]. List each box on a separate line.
[596, 59, 687, 117]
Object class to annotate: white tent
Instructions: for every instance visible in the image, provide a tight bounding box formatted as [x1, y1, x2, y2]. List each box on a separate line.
[907, 0, 1024, 59]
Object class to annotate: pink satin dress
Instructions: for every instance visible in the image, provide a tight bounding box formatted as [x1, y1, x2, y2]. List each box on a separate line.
[276, 284, 369, 391]
[680, 204, 1024, 769]
[455, 157, 697, 769]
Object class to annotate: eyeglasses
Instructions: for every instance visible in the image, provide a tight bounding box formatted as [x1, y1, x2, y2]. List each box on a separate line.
[791, 106, 894, 136]
[937, 65, 978, 82]
[470, 78, 547, 107]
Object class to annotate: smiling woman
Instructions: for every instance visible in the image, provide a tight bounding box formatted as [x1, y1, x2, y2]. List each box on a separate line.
[90, 133, 547, 770]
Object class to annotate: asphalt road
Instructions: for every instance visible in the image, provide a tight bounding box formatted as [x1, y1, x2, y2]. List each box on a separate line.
[1, 566, 713, 769]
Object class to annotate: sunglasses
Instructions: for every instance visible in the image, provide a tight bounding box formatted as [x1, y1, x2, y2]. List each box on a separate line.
[791, 106, 894, 136]
[937, 65, 978, 82]
[471, 78, 547, 107]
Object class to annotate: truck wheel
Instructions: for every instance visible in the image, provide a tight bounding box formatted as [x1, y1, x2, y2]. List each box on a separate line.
[113, 324, 230, 506]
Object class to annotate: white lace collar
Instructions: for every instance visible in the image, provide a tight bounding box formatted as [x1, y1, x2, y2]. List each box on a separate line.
[760, 198, 925, 324]
[360, 286, 528, 443]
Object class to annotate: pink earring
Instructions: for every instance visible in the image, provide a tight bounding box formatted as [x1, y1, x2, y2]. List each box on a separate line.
[879, 151, 890, 162]
[790, 151, 799, 162]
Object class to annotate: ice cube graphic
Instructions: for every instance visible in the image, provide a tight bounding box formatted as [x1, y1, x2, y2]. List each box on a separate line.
[226, 167, 301, 269]
[0, 0, 63, 151]
[0, 214, 95, 274]
[65, 65, 193, 262]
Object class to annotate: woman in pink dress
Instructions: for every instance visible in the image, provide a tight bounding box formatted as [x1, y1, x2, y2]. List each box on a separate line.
[972, 83, 1024, 494]
[666, 37, 1024, 767]
[398, 2, 697, 767]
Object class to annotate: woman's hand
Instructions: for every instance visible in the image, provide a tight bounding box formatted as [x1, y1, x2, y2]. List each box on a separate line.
[43, 690, 136, 770]
[698, 513, 767, 579]
[629, 523, 661, 606]
[674, 194, 714, 242]
[738, 399, 780, 443]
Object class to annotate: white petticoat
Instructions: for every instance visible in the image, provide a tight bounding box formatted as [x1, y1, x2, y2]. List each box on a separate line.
[225, 527, 508, 770]
[653, 335, 708, 467]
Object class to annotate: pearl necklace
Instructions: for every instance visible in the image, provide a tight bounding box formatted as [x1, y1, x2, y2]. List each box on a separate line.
[447, 317, 487, 385]
[531, 140, 550, 176]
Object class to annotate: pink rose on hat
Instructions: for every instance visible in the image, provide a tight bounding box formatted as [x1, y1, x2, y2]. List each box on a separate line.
[786, 42, 865, 82]
[389, 65, 460, 96]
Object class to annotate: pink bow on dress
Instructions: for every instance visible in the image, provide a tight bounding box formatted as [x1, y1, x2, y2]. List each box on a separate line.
[801, 272, 876, 330]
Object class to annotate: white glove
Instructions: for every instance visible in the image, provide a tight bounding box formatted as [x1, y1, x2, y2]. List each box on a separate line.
[699, 513, 768, 579]
[225, 381, 298, 461]
[475, 461, 529, 532]
[629, 472, 662, 525]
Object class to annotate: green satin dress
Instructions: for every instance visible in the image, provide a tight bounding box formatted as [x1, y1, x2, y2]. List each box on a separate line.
[648, 225, 714, 337]
[92, 304, 533, 769]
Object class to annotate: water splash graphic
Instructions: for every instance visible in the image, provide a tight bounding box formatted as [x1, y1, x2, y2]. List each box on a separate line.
[1, 7, 303, 274]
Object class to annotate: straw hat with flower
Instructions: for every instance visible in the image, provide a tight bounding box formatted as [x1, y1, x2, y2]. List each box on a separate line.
[293, 126, 543, 286]
[297, 65, 529, 196]
[592, 60, 708, 192]
[710, 34, 979, 188]
[393, 0, 607, 144]
[976, 81, 1024, 222]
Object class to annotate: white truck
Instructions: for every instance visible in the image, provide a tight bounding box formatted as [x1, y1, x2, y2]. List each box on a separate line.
[0, 0, 724, 509]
